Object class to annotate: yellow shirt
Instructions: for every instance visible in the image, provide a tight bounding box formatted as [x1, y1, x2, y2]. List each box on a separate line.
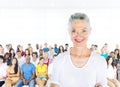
[36, 64, 47, 73]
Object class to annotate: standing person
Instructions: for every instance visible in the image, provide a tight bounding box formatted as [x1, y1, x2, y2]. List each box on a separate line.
[35, 44, 39, 54]
[39, 49, 43, 59]
[50, 13, 108, 87]
[24, 49, 30, 57]
[31, 52, 39, 66]
[54, 44, 59, 55]
[43, 43, 49, 53]
[100, 47, 108, 59]
[64, 43, 69, 51]
[4, 52, 11, 65]
[114, 49, 120, 66]
[16, 50, 25, 68]
[57, 45, 64, 55]
[19, 46, 25, 57]
[14, 55, 35, 87]
[9, 49, 15, 59]
[43, 52, 50, 66]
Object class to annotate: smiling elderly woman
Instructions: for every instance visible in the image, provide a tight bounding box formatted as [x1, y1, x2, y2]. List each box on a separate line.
[50, 13, 108, 87]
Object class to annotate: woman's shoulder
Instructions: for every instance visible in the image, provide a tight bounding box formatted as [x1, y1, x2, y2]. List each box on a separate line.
[55, 51, 69, 61]
[91, 52, 107, 63]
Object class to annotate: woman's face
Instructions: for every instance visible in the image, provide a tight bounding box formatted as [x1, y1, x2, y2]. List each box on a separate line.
[33, 54, 37, 58]
[12, 58, 17, 65]
[115, 50, 119, 54]
[39, 59, 44, 65]
[108, 58, 113, 64]
[44, 53, 48, 59]
[25, 50, 29, 55]
[11, 49, 14, 53]
[60, 46, 63, 50]
[69, 20, 91, 47]
[5, 54, 9, 59]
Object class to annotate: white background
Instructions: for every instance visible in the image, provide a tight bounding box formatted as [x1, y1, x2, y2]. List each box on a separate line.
[0, 0, 120, 51]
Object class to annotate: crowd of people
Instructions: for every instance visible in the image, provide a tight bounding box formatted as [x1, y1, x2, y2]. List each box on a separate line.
[1, 12, 120, 87]
[90, 43, 120, 87]
[0, 43, 69, 87]
[0, 42, 120, 87]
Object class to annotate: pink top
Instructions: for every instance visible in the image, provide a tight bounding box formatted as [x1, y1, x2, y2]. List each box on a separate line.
[0, 63, 7, 81]
[44, 59, 50, 66]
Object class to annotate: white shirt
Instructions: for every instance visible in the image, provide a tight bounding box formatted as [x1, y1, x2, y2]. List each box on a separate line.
[48, 62, 54, 75]
[17, 57, 25, 67]
[51, 51, 108, 87]
[30, 58, 39, 66]
[0, 63, 7, 81]
[107, 65, 116, 79]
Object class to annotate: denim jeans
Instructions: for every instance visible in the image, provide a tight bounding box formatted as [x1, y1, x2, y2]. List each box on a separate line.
[14, 79, 35, 87]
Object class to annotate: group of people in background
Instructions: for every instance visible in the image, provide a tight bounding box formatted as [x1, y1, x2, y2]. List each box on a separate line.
[0, 43, 69, 87]
[90, 43, 120, 87]
[0, 42, 120, 87]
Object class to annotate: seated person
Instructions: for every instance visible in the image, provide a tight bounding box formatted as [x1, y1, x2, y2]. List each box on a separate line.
[106, 56, 120, 87]
[0, 56, 7, 87]
[36, 58, 48, 87]
[5, 57, 20, 87]
[14, 55, 35, 87]
[31, 52, 39, 66]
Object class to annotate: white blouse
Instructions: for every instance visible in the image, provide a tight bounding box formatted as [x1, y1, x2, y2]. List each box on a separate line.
[107, 65, 116, 79]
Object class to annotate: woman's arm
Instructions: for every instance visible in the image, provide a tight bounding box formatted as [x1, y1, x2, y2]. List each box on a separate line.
[36, 67, 39, 76]
[50, 83, 59, 87]
[7, 66, 20, 77]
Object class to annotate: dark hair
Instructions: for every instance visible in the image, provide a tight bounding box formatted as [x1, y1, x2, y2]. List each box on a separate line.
[32, 52, 38, 57]
[106, 56, 115, 68]
[4, 52, 10, 63]
[9, 49, 15, 58]
[11, 58, 18, 74]
[0, 55, 4, 62]
[58, 45, 64, 54]
[110, 51, 114, 54]
[25, 48, 30, 57]
[40, 57, 44, 60]
[94, 45, 98, 48]
[65, 43, 69, 46]
[39, 56, 44, 60]
[114, 49, 120, 60]
[17, 50, 21, 53]
[36, 44, 39, 50]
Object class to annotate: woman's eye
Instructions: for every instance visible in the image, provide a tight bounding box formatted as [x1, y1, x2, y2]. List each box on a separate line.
[81, 29, 87, 33]
[72, 29, 76, 33]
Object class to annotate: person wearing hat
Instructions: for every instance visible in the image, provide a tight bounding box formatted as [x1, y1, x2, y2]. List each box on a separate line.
[0, 55, 7, 86]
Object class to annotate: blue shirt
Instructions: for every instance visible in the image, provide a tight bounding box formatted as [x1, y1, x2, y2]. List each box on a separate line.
[43, 47, 49, 52]
[54, 47, 59, 54]
[21, 63, 35, 80]
[100, 53, 108, 59]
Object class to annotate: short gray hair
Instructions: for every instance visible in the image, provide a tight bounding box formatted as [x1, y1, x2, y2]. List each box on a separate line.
[68, 13, 91, 29]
